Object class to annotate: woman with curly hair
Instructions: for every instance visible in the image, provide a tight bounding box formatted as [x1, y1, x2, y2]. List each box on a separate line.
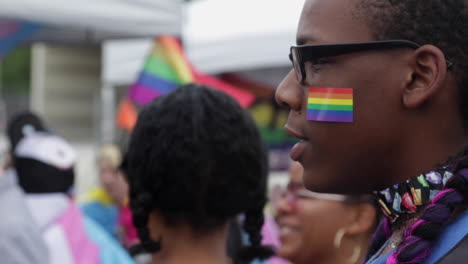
[126, 84, 274, 264]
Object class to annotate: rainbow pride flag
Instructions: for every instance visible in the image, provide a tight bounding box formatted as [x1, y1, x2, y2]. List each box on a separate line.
[129, 36, 192, 105]
[0, 20, 40, 59]
[307, 87, 353, 122]
[129, 36, 255, 108]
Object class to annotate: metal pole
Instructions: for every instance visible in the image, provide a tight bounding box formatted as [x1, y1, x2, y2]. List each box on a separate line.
[100, 82, 115, 144]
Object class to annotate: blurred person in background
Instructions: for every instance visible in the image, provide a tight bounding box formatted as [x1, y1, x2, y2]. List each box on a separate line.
[0, 164, 49, 264]
[7, 111, 135, 264]
[0, 110, 50, 264]
[275, 162, 377, 264]
[81, 144, 138, 248]
[126, 84, 274, 264]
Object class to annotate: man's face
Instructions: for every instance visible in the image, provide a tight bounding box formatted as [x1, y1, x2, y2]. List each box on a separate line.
[276, 0, 414, 193]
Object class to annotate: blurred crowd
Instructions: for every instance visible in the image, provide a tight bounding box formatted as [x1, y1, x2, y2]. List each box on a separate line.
[5, 1, 468, 264]
[0, 85, 378, 264]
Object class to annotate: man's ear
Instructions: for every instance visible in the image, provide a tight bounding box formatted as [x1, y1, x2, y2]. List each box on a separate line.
[402, 45, 448, 108]
[345, 203, 377, 236]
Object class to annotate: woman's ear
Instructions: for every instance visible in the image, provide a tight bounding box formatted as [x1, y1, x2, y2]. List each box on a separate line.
[345, 203, 377, 236]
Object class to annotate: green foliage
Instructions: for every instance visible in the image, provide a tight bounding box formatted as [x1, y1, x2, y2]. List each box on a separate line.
[1, 46, 31, 94]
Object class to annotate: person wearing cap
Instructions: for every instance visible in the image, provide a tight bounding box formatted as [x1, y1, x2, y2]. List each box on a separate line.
[7, 111, 135, 264]
[0, 111, 50, 264]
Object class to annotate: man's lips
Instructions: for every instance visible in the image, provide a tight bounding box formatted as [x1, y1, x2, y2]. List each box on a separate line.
[284, 125, 308, 161]
[290, 141, 308, 161]
[284, 125, 307, 140]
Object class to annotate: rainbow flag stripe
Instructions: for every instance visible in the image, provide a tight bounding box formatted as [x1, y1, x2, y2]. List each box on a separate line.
[307, 87, 353, 122]
[0, 20, 40, 59]
[129, 36, 193, 105]
[128, 36, 255, 108]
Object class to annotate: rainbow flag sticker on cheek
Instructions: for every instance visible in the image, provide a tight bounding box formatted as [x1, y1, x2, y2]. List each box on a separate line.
[307, 87, 354, 123]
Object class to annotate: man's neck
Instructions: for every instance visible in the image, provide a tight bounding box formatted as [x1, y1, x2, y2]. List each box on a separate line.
[389, 124, 468, 188]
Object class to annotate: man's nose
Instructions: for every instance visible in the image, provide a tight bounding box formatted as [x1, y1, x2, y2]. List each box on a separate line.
[275, 70, 303, 111]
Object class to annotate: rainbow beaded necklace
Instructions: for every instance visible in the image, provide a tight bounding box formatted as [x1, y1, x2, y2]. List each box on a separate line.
[375, 165, 456, 223]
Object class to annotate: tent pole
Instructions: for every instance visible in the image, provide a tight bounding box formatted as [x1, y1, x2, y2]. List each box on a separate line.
[100, 82, 115, 144]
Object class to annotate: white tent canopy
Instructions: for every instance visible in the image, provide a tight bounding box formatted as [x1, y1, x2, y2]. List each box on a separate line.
[0, 0, 183, 41]
[102, 0, 304, 85]
[184, 0, 304, 73]
[103, 38, 153, 85]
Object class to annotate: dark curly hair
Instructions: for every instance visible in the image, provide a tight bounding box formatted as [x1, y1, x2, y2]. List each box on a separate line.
[126, 84, 274, 262]
[7, 111, 47, 151]
[354, 1, 468, 263]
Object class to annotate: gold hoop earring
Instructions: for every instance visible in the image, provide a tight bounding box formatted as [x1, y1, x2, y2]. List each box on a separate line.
[334, 228, 346, 249]
[348, 244, 361, 264]
[333, 228, 362, 264]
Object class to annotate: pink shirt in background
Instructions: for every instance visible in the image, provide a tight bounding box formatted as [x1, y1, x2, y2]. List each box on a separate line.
[119, 205, 139, 247]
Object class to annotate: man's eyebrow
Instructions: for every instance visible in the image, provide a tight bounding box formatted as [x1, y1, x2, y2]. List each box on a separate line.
[296, 35, 317, 46]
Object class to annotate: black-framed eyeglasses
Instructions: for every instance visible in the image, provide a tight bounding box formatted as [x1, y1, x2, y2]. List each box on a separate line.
[289, 40, 454, 84]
